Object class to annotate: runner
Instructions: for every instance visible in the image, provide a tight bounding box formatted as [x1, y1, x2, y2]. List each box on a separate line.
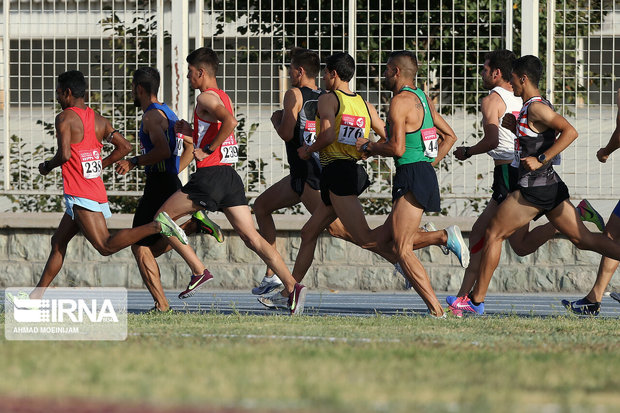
[157, 47, 307, 314]
[447, 50, 558, 308]
[454, 56, 620, 315]
[562, 88, 620, 315]
[355, 50, 461, 317]
[29, 70, 187, 299]
[114, 67, 221, 313]
[252, 47, 353, 296]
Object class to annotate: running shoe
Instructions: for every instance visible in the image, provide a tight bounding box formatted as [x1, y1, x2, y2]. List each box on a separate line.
[192, 210, 224, 243]
[257, 291, 289, 309]
[145, 306, 174, 314]
[288, 283, 307, 315]
[252, 275, 283, 295]
[426, 310, 447, 319]
[6, 291, 42, 310]
[446, 225, 470, 268]
[611, 292, 620, 304]
[156, 212, 189, 245]
[561, 298, 601, 316]
[178, 269, 214, 299]
[448, 295, 484, 315]
[576, 200, 605, 232]
[422, 221, 450, 255]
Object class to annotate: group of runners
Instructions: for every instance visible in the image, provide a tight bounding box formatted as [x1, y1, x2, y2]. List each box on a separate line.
[18, 46, 620, 317]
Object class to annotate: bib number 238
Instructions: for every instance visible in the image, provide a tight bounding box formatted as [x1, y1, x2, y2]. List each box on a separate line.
[421, 127, 438, 158]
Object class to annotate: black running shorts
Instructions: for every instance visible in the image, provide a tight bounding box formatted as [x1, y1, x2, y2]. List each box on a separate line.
[392, 161, 441, 212]
[319, 160, 370, 206]
[133, 172, 182, 247]
[519, 181, 570, 220]
[181, 165, 248, 211]
[491, 164, 519, 204]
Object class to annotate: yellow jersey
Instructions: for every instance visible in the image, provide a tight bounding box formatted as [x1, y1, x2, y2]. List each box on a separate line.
[317, 90, 371, 166]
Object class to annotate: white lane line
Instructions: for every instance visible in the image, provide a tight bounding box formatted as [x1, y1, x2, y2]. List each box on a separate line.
[129, 332, 403, 343]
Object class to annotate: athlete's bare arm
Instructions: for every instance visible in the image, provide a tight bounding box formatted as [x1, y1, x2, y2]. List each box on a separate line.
[96, 114, 131, 169]
[428, 94, 457, 165]
[272, 88, 302, 142]
[115, 109, 171, 175]
[193, 91, 238, 162]
[454, 92, 504, 160]
[356, 93, 408, 157]
[39, 111, 73, 175]
[520, 102, 578, 171]
[597, 88, 620, 163]
[298, 92, 338, 160]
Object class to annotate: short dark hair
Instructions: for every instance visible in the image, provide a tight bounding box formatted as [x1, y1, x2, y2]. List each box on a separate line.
[133, 67, 160, 96]
[513, 55, 543, 87]
[187, 47, 220, 76]
[388, 50, 419, 77]
[290, 48, 321, 79]
[57, 70, 87, 98]
[325, 52, 355, 82]
[484, 49, 516, 82]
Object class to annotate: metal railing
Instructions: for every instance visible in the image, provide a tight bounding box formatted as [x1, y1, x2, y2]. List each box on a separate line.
[1, 0, 619, 214]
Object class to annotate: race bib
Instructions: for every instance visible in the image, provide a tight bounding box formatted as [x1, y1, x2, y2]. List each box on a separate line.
[421, 127, 438, 158]
[303, 120, 316, 146]
[337, 114, 366, 146]
[80, 149, 102, 179]
[511, 137, 521, 168]
[173, 133, 184, 156]
[220, 134, 239, 164]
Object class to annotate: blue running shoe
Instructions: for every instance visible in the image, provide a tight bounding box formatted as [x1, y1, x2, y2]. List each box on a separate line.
[561, 298, 600, 316]
[449, 295, 484, 315]
[611, 292, 620, 304]
[445, 295, 458, 306]
[446, 225, 470, 268]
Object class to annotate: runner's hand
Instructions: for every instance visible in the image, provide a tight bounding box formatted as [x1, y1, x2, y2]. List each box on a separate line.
[115, 159, 134, 175]
[298, 144, 311, 160]
[502, 113, 517, 135]
[454, 146, 469, 161]
[520, 156, 542, 171]
[174, 120, 193, 136]
[597, 148, 609, 163]
[193, 147, 208, 162]
[355, 137, 369, 152]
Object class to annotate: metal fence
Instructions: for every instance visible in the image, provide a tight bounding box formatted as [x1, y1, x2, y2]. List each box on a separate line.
[1, 0, 619, 214]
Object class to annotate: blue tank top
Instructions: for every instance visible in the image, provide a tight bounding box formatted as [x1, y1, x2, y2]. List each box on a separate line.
[138, 102, 181, 175]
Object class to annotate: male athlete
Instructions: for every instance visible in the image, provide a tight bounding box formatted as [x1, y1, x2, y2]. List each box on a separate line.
[355, 51, 461, 317]
[455, 56, 620, 315]
[562, 88, 620, 315]
[157, 47, 307, 314]
[29, 70, 187, 299]
[115, 67, 221, 312]
[252, 48, 352, 296]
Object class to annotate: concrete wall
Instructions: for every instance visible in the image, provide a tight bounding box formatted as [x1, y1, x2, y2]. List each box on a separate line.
[0, 213, 617, 294]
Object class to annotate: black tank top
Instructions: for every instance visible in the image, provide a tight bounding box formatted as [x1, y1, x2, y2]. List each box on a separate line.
[285, 86, 323, 176]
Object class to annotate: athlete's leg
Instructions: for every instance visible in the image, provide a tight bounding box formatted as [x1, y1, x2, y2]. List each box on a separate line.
[253, 175, 302, 278]
[131, 244, 169, 311]
[291, 203, 338, 283]
[73, 206, 161, 256]
[31, 213, 80, 299]
[585, 213, 620, 303]
[508, 222, 557, 257]
[391, 192, 443, 316]
[470, 191, 541, 303]
[157, 190, 205, 276]
[224, 205, 298, 295]
[547, 200, 620, 262]
[455, 199, 500, 297]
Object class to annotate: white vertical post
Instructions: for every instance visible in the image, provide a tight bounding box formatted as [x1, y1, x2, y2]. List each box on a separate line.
[196, 0, 204, 48]
[157, 0, 164, 101]
[546, 0, 555, 102]
[3, 0, 10, 190]
[348, 0, 356, 88]
[521, 0, 539, 56]
[505, 0, 513, 51]
[171, 0, 190, 184]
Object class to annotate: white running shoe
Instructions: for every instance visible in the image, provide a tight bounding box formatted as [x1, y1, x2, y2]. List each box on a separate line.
[445, 225, 470, 268]
[422, 221, 450, 255]
[251, 275, 283, 295]
[257, 291, 289, 309]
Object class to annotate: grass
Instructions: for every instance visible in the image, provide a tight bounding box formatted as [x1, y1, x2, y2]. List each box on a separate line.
[1, 312, 619, 412]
